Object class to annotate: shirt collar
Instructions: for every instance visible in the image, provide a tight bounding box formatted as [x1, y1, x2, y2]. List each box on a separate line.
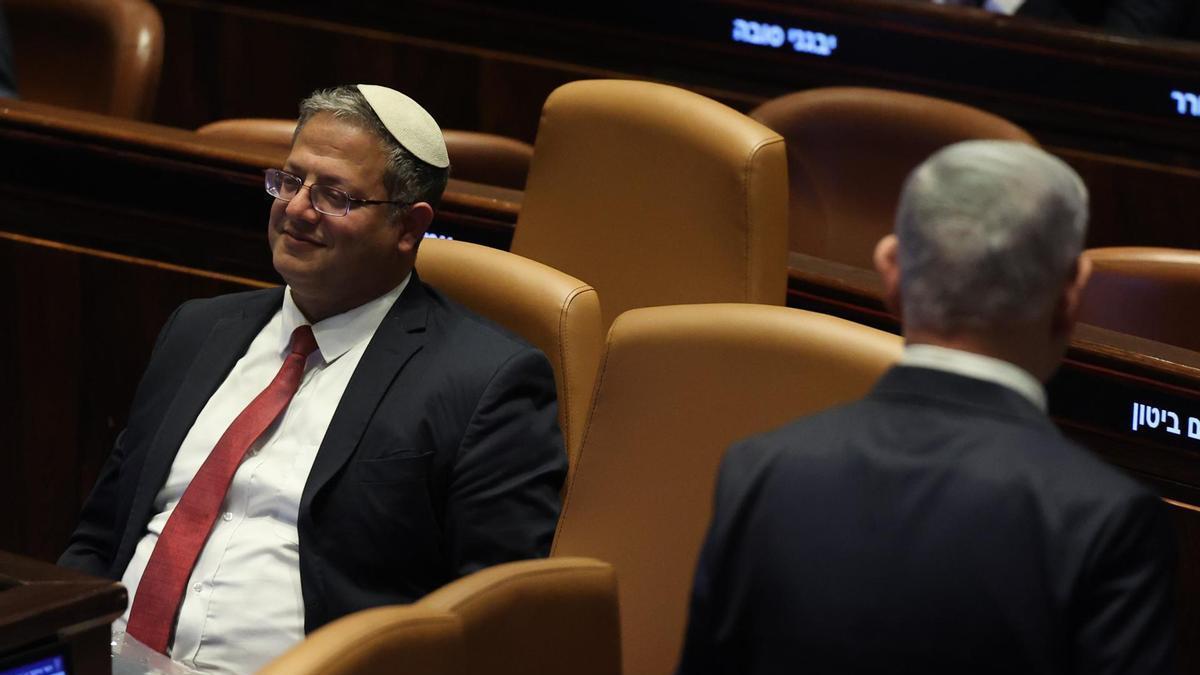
[899, 344, 1047, 413]
[278, 273, 412, 364]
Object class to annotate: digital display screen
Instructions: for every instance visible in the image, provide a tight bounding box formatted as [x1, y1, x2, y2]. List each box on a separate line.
[0, 655, 67, 675]
[1049, 363, 1200, 457]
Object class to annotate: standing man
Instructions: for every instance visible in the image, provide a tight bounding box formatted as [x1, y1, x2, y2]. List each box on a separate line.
[677, 141, 1176, 674]
[59, 85, 566, 673]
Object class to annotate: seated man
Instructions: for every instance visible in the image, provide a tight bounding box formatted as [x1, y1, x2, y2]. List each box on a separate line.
[59, 84, 566, 673]
[677, 141, 1176, 674]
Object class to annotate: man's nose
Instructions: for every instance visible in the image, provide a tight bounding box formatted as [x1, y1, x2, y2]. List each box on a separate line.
[285, 185, 320, 222]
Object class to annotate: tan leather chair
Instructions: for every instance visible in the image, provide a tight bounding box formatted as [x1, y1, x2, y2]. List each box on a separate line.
[751, 87, 1036, 269]
[196, 119, 535, 189]
[420, 557, 621, 675]
[258, 605, 465, 675]
[259, 558, 618, 675]
[511, 80, 789, 329]
[7, 0, 163, 120]
[417, 237, 602, 471]
[1080, 246, 1200, 352]
[552, 303, 902, 675]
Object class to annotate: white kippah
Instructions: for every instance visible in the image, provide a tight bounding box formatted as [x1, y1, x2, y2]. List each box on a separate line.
[356, 84, 450, 169]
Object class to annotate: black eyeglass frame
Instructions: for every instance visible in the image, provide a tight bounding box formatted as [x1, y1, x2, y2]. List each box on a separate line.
[263, 168, 409, 217]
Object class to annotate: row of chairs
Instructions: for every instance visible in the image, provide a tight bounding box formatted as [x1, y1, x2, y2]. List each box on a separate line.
[266, 235, 903, 673]
[12, 0, 1200, 353]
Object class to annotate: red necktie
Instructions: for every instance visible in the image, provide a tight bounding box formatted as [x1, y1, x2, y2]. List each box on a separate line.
[125, 325, 319, 654]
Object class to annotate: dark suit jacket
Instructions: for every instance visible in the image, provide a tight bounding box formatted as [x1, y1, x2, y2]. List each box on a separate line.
[59, 274, 567, 633]
[0, 4, 16, 98]
[678, 366, 1176, 675]
[1017, 0, 1190, 36]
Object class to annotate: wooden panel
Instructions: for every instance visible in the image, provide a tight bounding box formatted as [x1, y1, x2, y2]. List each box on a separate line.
[0, 233, 270, 563]
[0, 551, 125, 675]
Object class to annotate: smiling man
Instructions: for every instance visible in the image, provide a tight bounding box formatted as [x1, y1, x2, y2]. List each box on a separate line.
[59, 85, 566, 674]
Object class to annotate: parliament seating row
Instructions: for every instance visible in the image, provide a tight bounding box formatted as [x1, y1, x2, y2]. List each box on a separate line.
[258, 296, 901, 675]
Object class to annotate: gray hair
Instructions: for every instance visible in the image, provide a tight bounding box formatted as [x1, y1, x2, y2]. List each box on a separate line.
[295, 86, 449, 214]
[895, 140, 1088, 333]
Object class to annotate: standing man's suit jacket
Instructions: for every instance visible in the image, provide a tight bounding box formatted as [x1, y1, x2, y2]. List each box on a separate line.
[59, 274, 567, 633]
[679, 366, 1176, 675]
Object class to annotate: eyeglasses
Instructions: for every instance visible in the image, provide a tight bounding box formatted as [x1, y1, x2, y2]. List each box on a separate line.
[264, 168, 407, 217]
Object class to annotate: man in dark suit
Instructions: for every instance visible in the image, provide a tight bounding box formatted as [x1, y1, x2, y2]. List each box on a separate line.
[0, 3, 16, 98]
[977, 0, 1190, 37]
[59, 84, 565, 673]
[677, 141, 1176, 674]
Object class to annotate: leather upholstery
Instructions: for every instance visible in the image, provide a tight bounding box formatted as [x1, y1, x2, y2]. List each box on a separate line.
[421, 557, 621, 675]
[1080, 246, 1200, 352]
[257, 605, 465, 675]
[259, 558, 617, 675]
[512, 80, 789, 329]
[552, 303, 902, 675]
[751, 87, 1035, 269]
[7, 0, 163, 120]
[195, 119, 535, 189]
[417, 237, 602, 470]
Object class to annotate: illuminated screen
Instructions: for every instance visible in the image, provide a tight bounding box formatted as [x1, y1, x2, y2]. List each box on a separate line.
[0, 655, 67, 675]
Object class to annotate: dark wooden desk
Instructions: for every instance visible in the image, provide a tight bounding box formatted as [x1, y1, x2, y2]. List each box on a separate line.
[0, 551, 125, 675]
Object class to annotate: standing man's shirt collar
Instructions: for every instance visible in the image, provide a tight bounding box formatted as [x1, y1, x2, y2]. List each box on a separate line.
[899, 343, 1047, 413]
[279, 272, 412, 363]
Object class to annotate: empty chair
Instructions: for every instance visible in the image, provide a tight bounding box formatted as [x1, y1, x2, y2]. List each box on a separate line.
[511, 80, 789, 329]
[196, 119, 535, 189]
[260, 558, 618, 675]
[751, 87, 1035, 268]
[7, 0, 163, 119]
[1080, 246, 1200, 351]
[416, 237, 603, 472]
[551, 304, 902, 675]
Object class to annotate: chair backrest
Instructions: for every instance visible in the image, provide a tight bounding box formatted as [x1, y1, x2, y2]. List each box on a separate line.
[195, 119, 534, 189]
[421, 557, 621, 675]
[512, 79, 789, 329]
[552, 304, 902, 675]
[7, 0, 163, 119]
[1080, 246, 1200, 351]
[257, 605, 465, 675]
[751, 87, 1035, 268]
[416, 238, 603, 470]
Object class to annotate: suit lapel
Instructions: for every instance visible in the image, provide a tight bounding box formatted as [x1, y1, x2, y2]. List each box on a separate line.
[301, 278, 431, 512]
[120, 290, 282, 563]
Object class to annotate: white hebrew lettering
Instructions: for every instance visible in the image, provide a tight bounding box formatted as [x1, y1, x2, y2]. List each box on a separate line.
[1172, 90, 1188, 114]
[1167, 411, 1182, 435]
[1189, 417, 1200, 440]
[1147, 406, 1161, 428]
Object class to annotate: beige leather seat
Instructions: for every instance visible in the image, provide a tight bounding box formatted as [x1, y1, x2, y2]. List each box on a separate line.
[1080, 246, 1200, 352]
[417, 238, 602, 470]
[260, 558, 618, 675]
[511, 80, 789, 329]
[196, 119, 535, 189]
[751, 87, 1035, 269]
[550, 303, 901, 675]
[7, 0, 163, 119]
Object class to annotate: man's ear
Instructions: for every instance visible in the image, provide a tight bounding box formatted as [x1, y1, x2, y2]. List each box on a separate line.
[1052, 254, 1092, 336]
[873, 234, 903, 318]
[397, 202, 434, 256]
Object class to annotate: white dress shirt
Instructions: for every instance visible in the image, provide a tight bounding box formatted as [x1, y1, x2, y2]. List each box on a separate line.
[900, 343, 1047, 412]
[117, 276, 409, 674]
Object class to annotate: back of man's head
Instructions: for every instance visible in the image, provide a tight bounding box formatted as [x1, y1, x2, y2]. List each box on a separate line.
[893, 140, 1088, 335]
